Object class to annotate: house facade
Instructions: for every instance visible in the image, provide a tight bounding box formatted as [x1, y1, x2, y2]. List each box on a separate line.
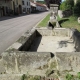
[0, 0, 12, 17]
[0, 0, 22, 17]
[22, 0, 31, 14]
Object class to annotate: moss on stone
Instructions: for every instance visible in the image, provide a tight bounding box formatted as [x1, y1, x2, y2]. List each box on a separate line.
[17, 36, 26, 43]
[50, 61, 57, 69]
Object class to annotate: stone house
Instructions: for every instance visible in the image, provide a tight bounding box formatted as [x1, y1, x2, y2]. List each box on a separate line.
[0, 0, 22, 17]
[22, 0, 31, 14]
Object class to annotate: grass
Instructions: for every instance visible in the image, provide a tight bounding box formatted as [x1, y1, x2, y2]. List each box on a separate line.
[58, 16, 80, 31]
[38, 14, 50, 27]
[38, 13, 80, 31]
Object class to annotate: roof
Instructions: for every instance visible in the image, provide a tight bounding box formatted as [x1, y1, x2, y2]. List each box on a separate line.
[35, 2, 47, 7]
[30, 1, 36, 7]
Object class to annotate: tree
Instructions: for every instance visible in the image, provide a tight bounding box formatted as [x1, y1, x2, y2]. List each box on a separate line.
[73, 0, 80, 15]
[60, 0, 74, 11]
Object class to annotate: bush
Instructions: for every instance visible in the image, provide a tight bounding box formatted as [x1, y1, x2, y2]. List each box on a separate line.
[60, 1, 66, 11]
[60, 0, 74, 11]
[73, 0, 80, 16]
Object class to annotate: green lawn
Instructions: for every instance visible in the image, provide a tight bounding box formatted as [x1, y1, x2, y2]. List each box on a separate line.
[58, 16, 80, 31]
[38, 14, 80, 31]
[38, 14, 50, 27]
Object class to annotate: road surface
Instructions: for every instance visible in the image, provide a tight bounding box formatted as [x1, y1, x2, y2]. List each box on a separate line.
[0, 12, 48, 54]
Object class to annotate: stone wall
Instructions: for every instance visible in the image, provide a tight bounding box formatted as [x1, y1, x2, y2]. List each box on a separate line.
[56, 52, 80, 75]
[72, 29, 80, 51]
[0, 28, 80, 80]
[0, 51, 55, 76]
[0, 74, 22, 80]
[37, 28, 71, 37]
[19, 29, 37, 51]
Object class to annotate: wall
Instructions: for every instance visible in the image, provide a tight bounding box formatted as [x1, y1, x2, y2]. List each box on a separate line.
[72, 29, 80, 51]
[36, 5, 46, 11]
[0, 28, 80, 79]
[22, 0, 31, 13]
[37, 28, 72, 37]
[56, 52, 80, 75]
[0, 51, 53, 76]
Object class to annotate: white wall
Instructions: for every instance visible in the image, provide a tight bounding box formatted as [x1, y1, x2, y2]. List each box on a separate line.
[36, 5, 46, 11]
[22, 0, 31, 13]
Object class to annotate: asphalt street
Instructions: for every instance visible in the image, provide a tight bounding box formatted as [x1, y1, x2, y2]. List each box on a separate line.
[0, 12, 48, 54]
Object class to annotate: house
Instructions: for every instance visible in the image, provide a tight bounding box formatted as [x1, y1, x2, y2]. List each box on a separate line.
[22, 0, 31, 14]
[35, 2, 47, 12]
[30, 1, 36, 13]
[0, 0, 12, 17]
[0, 0, 22, 17]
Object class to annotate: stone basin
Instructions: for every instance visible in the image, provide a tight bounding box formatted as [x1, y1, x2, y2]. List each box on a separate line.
[0, 28, 80, 79]
[18, 28, 79, 52]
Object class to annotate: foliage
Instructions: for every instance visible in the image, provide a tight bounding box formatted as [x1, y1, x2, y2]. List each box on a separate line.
[77, 72, 80, 79]
[60, 1, 66, 11]
[66, 73, 73, 80]
[60, 0, 74, 11]
[73, 0, 80, 16]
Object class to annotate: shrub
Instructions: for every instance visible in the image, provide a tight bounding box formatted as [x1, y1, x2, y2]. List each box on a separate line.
[60, 1, 66, 11]
[73, 0, 80, 16]
[60, 0, 74, 11]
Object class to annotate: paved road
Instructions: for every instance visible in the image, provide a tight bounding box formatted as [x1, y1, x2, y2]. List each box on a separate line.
[0, 12, 48, 54]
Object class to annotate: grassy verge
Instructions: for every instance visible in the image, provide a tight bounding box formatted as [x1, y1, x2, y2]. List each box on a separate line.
[58, 16, 80, 31]
[38, 14, 50, 27]
[37, 13, 80, 31]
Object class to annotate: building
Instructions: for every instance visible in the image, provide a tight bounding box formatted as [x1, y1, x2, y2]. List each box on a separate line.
[11, 0, 22, 15]
[22, 0, 31, 14]
[36, 2, 47, 11]
[0, 0, 12, 17]
[0, 0, 22, 17]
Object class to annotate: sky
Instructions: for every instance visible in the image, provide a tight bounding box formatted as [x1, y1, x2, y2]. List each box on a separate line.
[36, 0, 65, 2]
[62, 0, 64, 2]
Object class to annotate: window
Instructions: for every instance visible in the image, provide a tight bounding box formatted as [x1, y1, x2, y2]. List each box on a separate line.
[23, 8, 26, 13]
[27, 2, 28, 5]
[22, 1, 24, 5]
